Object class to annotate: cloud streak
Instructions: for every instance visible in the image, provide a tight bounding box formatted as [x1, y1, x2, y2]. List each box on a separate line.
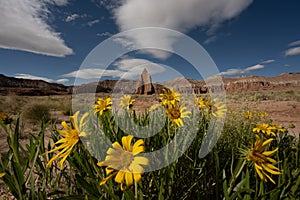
[62, 58, 165, 79]
[284, 47, 300, 56]
[65, 14, 80, 22]
[14, 73, 54, 83]
[288, 40, 300, 47]
[0, 0, 73, 57]
[219, 64, 264, 76]
[113, 0, 253, 59]
[261, 59, 275, 64]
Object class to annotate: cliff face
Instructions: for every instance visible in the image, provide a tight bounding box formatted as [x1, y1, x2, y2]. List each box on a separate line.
[162, 73, 300, 94]
[0, 74, 70, 96]
[223, 73, 300, 93]
[1, 72, 299, 96]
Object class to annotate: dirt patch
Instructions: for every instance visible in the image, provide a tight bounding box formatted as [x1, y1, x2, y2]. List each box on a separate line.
[226, 100, 300, 137]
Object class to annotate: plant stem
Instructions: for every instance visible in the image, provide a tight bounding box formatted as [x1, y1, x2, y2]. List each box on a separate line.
[135, 180, 138, 200]
[227, 160, 246, 195]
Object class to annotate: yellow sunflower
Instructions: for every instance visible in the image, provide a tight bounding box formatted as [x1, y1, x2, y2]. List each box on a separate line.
[244, 110, 253, 119]
[271, 123, 286, 133]
[245, 135, 282, 184]
[196, 96, 206, 110]
[0, 112, 8, 121]
[94, 97, 112, 116]
[45, 111, 89, 169]
[208, 98, 227, 118]
[120, 95, 135, 110]
[253, 123, 276, 137]
[196, 97, 226, 118]
[165, 103, 191, 127]
[98, 135, 149, 190]
[256, 111, 268, 120]
[160, 88, 181, 106]
[0, 172, 5, 178]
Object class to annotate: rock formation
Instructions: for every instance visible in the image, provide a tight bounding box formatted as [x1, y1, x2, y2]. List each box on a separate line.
[1, 72, 299, 96]
[135, 69, 155, 95]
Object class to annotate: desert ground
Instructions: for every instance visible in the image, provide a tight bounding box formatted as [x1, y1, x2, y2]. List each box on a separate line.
[0, 89, 299, 199]
[0, 89, 299, 156]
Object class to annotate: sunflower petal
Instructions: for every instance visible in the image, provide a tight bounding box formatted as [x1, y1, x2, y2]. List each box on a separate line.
[125, 172, 134, 187]
[261, 163, 282, 175]
[132, 139, 144, 150]
[133, 156, 149, 165]
[115, 171, 125, 183]
[61, 121, 72, 132]
[79, 112, 89, 130]
[112, 141, 123, 150]
[255, 164, 265, 181]
[133, 173, 142, 183]
[263, 147, 278, 156]
[129, 163, 144, 173]
[0, 173, 5, 178]
[71, 111, 80, 131]
[132, 146, 144, 155]
[100, 172, 116, 185]
[262, 171, 276, 184]
[122, 135, 133, 151]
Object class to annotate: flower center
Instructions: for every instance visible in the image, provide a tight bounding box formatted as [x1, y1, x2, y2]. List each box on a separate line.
[120, 151, 134, 167]
[170, 109, 181, 119]
[249, 151, 267, 164]
[70, 130, 79, 140]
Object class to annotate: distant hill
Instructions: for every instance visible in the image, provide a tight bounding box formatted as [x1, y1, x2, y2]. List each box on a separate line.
[0, 74, 70, 96]
[1, 72, 300, 96]
[162, 72, 300, 94]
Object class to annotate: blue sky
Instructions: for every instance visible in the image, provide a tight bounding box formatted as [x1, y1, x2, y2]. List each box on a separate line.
[0, 0, 300, 85]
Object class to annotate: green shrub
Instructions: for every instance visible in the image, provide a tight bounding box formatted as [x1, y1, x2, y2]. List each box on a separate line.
[23, 103, 51, 122]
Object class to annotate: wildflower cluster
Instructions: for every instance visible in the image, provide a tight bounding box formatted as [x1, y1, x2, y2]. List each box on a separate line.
[243, 110, 269, 121]
[159, 88, 191, 127]
[45, 94, 149, 191]
[240, 110, 285, 184]
[196, 96, 227, 118]
[2, 89, 297, 199]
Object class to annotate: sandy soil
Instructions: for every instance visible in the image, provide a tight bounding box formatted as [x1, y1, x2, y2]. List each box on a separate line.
[0, 97, 299, 198]
[1, 99, 299, 155]
[227, 100, 300, 136]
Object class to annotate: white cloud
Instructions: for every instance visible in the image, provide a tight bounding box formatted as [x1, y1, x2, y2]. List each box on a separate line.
[96, 32, 113, 37]
[62, 58, 165, 79]
[288, 40, 300, 47]
[65, 14, 80, 22]
[113, 58, 165, 78]
[204, 36, 217, 44]
[56, 78, 69, 83]
[14, 73, 54, 82]
[87, 19, 100, 27]
[219, 68, 242, 76]
[243, 64, 264, 72]
[63, 68, 122, 79]
[219, 64, 264, 76]
[0, 0, 73, 57]
[113, 0, 253, 59]
[261, 59, 275, 64]
[284, 47, 300, 56]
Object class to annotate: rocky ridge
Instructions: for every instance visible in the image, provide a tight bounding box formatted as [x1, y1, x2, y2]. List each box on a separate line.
[0, 72, 299, 96]
[0, 74, 70, 96]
